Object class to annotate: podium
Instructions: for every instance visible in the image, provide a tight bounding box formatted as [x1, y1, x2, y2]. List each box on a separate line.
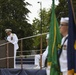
[0, 40, 14, 68]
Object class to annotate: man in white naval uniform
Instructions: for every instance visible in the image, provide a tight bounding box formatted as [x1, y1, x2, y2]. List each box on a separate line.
[59, 17, 69, 75]
[5, 29, 19, 68]
[34, 33, 49, 69]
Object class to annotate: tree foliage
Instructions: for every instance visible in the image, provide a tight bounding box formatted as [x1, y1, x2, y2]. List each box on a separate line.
[55, 0, 68, 22]
[32, 0, 69, 50]
[0, 0, 33, 52]
[32, 8, 51, 50]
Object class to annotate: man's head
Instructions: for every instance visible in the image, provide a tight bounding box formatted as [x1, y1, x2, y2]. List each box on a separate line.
[60, 17, 69, 36]
[5, 29, 12, 35]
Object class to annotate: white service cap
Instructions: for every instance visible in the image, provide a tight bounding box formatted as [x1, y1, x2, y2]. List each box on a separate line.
[5, 29, 12, 33]
[60, 17, 69, 23]
[46, 34, 49, 39]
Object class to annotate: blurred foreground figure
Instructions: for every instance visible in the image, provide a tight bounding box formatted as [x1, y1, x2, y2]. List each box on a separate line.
[34, 33, 49, 69]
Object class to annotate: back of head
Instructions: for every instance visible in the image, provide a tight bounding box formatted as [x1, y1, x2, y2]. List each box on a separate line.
[46, 33, 49, 40]
[46, 33, 49, 46]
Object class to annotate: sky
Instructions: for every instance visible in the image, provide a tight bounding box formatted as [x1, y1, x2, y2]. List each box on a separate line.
[25, 0, 59, 24]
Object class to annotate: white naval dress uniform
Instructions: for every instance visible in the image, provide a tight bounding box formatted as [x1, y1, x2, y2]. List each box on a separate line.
[35, 46, 48, 67]
[59, 35, 68, 75]
[7, 33, 19, 68]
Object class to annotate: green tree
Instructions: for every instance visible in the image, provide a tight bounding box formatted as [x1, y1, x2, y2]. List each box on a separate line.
[32, 0, 69, 51]
[0, 0, 33, 54]
[32, 8, 51, 50]
[55, 0, 68, 22]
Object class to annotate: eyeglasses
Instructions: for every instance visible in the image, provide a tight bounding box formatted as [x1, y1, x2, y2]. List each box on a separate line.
[60, 24, 68, 26]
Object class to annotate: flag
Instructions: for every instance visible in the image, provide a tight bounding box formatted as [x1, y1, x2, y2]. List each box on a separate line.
[47, 0, 61, 75]
[67, 0, 76, 75]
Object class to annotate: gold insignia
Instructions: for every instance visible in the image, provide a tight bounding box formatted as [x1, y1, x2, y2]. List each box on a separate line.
[58, 44, 61, 49]
[74, 41, 76, 50]
[47, 62, 52, 66]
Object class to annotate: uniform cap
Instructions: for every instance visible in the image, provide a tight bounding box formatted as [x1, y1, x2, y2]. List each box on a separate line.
[5, 29, 12, 33]
[60, 17, 69, 23]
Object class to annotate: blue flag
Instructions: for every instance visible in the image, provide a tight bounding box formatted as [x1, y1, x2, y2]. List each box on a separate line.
[67, 0, 76, 74]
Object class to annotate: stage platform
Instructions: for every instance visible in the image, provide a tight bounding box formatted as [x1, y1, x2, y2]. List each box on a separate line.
[0, 69, 46, 75]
